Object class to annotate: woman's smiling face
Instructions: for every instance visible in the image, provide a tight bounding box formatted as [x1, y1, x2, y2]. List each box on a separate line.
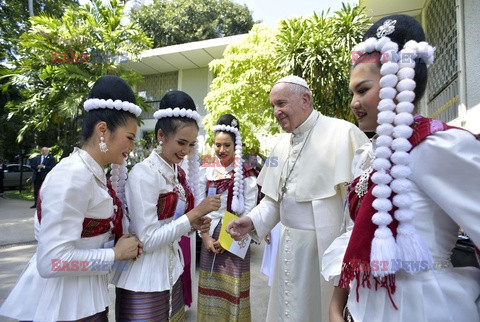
[159, 123, 198, 166]
[214, 131, 235, 167]
[349, 63, 382, 132]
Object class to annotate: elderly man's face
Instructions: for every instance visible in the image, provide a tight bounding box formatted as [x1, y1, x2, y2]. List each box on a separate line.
[270, 83, 310, 133]
[41, 147, 49, 155]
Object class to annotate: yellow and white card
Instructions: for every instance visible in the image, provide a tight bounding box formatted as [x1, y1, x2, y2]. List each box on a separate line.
[219, 211, 251, 259]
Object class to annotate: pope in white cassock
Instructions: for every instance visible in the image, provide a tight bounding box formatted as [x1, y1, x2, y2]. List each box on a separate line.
[227, 75, 369, 321]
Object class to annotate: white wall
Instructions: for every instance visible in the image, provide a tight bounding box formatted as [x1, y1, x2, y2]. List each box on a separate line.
[136, 67, 213, 143]
[461, 0, 480, 133]
[178, 67, 212, 152]
[178, 67, 210, 131]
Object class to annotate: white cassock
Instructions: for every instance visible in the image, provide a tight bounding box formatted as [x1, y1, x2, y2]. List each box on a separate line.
[247, 110, 369, 322]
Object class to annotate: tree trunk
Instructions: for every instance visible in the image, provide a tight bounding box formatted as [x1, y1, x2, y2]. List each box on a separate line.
[28, 0, 34, 16]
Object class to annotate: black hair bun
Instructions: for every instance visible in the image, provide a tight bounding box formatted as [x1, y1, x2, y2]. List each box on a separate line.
[88, 75, 136, 104]
[159, 90, 196, 111]
[216, 114, 239, 130]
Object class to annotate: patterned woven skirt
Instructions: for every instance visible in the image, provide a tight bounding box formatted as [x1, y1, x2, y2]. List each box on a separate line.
[115, 278, 186, 321]
[197, 222, 251, 322]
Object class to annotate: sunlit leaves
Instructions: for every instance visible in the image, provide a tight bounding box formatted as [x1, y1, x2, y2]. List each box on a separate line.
[275, 3, 370, 121]
[132, 0, 255, 48]
[5, 0, 151, 155]
[203, 25, 280, 156]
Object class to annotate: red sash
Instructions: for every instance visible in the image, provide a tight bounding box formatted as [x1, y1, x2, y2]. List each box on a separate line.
[205, 164, 259, 214]
[156, 166, 195, 220]
[37, 179, 123, 241]
[155, 166, 195, 306]
[338, 115, 476, 307]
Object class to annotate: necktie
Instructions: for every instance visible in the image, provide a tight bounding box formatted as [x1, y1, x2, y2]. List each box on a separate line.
[41, 155, 44, 164]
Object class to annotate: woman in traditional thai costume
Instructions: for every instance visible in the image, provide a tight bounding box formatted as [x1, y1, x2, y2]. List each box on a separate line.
[322, 14, 480, 322]
[197, 114, 259, 321]
[113, 90, 220, 321]
[0, 75, 143, 321]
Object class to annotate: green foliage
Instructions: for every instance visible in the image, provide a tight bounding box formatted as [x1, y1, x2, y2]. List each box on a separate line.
[0, 0, 78, 62]
[3, 0, 152, 158]
[203, 24, 281, 156]
[204, 3, 369, 154]
[132, 0, 255, 48]
[275, 3, 370, 121]
[0, 0, 78, 162]
[4, 190, 35, 201]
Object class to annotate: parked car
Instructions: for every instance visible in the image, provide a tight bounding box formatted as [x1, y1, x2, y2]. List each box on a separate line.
[3, 164, 33, 188]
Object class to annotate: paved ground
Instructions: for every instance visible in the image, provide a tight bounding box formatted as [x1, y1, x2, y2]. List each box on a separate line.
[0, 196, 269, 322]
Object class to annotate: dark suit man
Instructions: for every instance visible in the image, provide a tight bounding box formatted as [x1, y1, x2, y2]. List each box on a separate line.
[30, 147, 56, 208]
[0, 159, 5, 197]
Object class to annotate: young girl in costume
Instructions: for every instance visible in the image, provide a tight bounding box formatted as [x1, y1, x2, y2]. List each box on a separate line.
[323, 14, 480, 322]
[197, 114, 259, 321]
[113, 90, 220, 321]
[0, 75, 143, 321]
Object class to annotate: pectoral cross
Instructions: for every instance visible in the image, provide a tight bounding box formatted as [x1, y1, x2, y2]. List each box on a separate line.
[280, 186, 287, 199]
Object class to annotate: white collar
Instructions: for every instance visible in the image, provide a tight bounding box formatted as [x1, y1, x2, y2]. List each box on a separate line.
[293, 110, 318, 136]
[214, 161, 235, 178]
[151, 151, 178, 183]
[75, 147, 107, 186]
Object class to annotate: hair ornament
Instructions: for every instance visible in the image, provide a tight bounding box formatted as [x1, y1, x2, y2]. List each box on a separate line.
[212, 122, 245, 214]
[84, 98, 142, 117]
[376, 19, 397, 38]
[153, 107, 201, 124]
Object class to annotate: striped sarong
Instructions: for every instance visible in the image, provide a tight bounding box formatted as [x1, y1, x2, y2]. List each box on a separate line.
[115, 278, 186, 321]
[197, 222, 251, 321]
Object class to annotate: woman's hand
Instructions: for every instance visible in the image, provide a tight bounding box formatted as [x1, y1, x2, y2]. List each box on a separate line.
[192, 216, 211, 233]
[202, 233, 224, 254]
[114, 234, 143, 261]
[197, 194, 221, 215]
[187, 195, 221, 223]
[330, 286, 348, 322]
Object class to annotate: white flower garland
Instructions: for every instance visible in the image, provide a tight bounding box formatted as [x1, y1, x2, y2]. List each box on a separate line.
[153, 107, 202, 123]
[353, 20, 435, 277]
[110, 159, 128, 214]
[84, 98, 142, 117]
[212, 124, 245, 214]
[188, 142, 201, 206]
[154, 107, 202, 203]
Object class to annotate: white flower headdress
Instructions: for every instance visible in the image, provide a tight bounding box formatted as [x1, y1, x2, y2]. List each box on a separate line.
[153, 107, 202, 123]
[84, 98, 142, 117]
[154, 107, 202, 205]
[212, 120, 245, 214]
[353, 18, 435, 277]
